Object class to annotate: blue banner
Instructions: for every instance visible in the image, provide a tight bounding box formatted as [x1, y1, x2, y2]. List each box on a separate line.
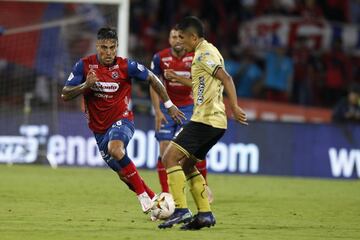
[0, 112, 359, 179]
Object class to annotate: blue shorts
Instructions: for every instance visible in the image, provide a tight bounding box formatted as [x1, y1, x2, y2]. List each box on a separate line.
[94, 119, 135, 172]
[155, 104, 193, 141]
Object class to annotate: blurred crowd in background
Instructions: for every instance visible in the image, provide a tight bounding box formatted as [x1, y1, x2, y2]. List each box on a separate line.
[128, 0, 360, 110]
[1, 0, 360, 117]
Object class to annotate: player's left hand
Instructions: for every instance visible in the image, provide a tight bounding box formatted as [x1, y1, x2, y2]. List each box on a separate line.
[167, 105, 186, 124]
[232, 106, 248, 125]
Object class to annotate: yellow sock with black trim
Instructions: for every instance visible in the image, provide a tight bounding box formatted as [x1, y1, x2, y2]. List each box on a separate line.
[187, 171, 211, 212]
[167, 166, 187, 208]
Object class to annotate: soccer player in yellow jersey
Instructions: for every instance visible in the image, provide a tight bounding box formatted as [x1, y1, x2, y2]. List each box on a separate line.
[158, 16, 247, 230]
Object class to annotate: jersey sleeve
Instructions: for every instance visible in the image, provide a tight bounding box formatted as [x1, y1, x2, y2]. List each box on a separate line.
[127, 59, 149, 81]
[150, 53, 162, 76]
[195, 51, 223, 76]
[65, 60, 85, 86]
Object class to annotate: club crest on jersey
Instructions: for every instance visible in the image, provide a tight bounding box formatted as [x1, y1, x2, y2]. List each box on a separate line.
[206, 60, 216, 68]
[112, 71, 119, 79]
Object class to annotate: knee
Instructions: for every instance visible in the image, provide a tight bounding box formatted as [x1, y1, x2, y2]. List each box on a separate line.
[108, 145, 125, 160]
[162, 145, 186, 169]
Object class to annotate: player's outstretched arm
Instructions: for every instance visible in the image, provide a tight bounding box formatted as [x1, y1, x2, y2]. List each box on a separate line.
[61, 70, 98, 101]
[215, 67, 248, 125]
[147, 71, 186, 124]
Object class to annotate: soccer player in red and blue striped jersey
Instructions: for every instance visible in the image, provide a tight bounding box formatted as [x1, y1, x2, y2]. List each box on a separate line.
[61, 27, 185, 213]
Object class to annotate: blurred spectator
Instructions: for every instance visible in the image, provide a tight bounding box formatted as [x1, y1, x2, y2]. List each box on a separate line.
[292, 37, 313, 105]
[264, 45, 294, 102]
[349, 0, 360, 23]
[322, 38, 352, 107]
[226, 49, 263, 99]
[332, 83, 360, 122]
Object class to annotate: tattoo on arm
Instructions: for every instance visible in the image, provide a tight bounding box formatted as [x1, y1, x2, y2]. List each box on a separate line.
[148, 72, 170, 102]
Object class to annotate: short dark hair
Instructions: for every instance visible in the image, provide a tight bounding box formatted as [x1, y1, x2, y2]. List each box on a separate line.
[97, 27, 118, 41]
[177, 16, 204, 38]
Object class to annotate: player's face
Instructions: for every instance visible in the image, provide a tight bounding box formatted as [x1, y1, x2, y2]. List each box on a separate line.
[178, 30, 195, 53]
[96, 39, 118, 66]
[169, 29, 184, 53]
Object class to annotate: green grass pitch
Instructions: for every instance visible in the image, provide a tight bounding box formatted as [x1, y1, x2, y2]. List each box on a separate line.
[0, 164, 359, 240]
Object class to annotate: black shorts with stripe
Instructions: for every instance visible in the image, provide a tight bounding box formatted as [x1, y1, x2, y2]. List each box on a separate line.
[172, 121, 226, 160]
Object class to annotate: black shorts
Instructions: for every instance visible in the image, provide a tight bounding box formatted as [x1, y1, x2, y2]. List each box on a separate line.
[172, 121, 226, 160]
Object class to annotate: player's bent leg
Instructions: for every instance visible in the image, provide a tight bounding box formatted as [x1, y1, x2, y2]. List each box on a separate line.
[108, 140, 154, 213]
[116, 171, 135, 192]
[158, 143, 192, 229]
[182, 158, 211, 213]
[162, 144, 188, 208]
[116, 171, 155, 199]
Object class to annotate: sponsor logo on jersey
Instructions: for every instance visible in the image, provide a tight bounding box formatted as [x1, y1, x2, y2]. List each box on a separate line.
[137, 63, 145, 71]
[161, 57, 172, 62]
[112, 71, 119, 79]
[182, 56, 193, 62]
[169, 82, 184, 87]
[173, 71, 191, 78]
[109, 64, 119, 71]
[89, 64, 98, 69]
[94, 93, 114, 99]
[90, 82, 119, 92]
[197, 76, 205, 104]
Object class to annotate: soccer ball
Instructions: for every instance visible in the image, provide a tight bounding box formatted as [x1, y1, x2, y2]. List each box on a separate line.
[150, 192, 175, 221]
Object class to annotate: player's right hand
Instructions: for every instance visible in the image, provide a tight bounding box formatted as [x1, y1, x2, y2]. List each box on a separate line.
[232, 106, 248, 125]
[85, 70, 98, 88]
[167, 105, 186, 124]
[155, 110, 168, 132]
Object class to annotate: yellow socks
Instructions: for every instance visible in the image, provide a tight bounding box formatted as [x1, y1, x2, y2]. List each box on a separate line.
[187, 171, 211, 212]
[167, 166, 187, 208]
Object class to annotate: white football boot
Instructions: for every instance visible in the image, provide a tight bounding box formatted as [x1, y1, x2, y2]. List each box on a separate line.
[137, 192, 154, 214]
